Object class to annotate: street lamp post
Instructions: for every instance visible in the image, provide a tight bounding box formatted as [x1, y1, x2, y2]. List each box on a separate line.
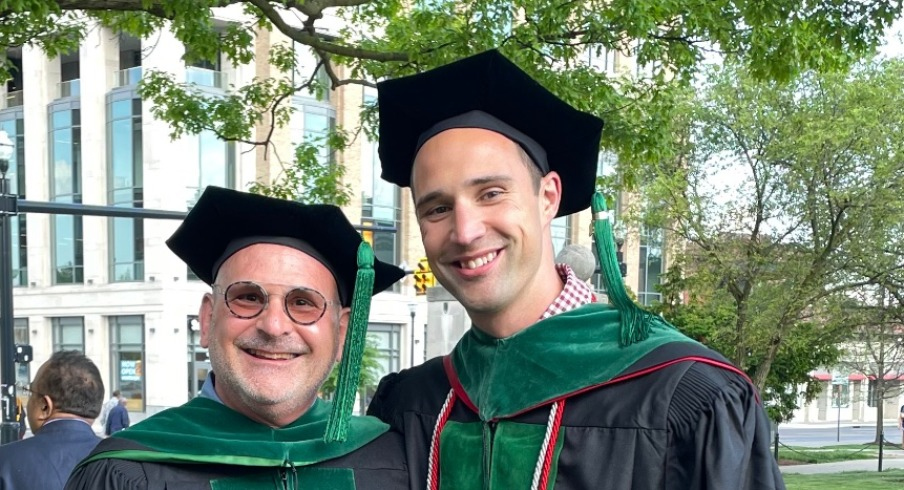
[0, 128, 19, 445]
[408, 303, 417, 368]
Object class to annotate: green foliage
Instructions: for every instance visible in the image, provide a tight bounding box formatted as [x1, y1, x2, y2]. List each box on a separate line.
[641, 58, 904, 414]
[320, 336, 383, 400]
[2, 0, 903, 194]
[654, 264, 843, 423]
[247, 131, 352, 206]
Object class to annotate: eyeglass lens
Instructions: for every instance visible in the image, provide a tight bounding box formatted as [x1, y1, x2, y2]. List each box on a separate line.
[224, 281, 328, 325]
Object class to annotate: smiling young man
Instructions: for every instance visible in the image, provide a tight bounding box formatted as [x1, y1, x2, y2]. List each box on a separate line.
[368, 50, 785, 490]
[66, 186, 408, 490]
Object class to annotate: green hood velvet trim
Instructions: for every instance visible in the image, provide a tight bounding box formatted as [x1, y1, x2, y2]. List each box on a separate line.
[451, 303, 699, 421]
[80, 397, 387, 468]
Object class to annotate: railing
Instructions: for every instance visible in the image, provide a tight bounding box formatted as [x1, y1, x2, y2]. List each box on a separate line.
[115, 67, 143, 87]
[185, 67, 227, 90]
[5, 91, 23, 108]
[58, 79, 81, 98]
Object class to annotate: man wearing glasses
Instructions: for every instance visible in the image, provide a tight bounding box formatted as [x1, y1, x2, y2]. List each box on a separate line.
[67, 186, 407, 489]
[0, 351, 104, 490]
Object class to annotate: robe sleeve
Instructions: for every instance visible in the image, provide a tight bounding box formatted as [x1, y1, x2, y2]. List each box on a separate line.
[666, 362, 786, 490]
[366, 372, 402, 429]
[65, 459, 149, 490]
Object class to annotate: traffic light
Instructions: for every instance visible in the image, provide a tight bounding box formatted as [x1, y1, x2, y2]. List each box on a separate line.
[414, 257, 435, 295]
[361, 220, 374, 248]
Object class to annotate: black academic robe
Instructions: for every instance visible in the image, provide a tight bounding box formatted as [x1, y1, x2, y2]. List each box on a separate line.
[65, 432, 407, 490]
[368, 341, 786, 490]
[65, 397, 407, 490]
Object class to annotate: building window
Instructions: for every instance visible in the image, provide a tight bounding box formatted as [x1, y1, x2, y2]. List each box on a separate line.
[110, 315, 145, 412]
[361, 93, 400, 289]
[365, 323, 401, 409]
[52, 317, 84, 352]
[185, 46, 226, 90]
[108, 96, 144, 282]
[187, 130, 235, 281]
[638, 227, 663, 306]
[49, 105, 83, 284]
[187, 130, 235, 206]
[14, 318, 29, 385]
[0, 115, 26, 286]
[584, 45, 618, 75]
[288, 96, 337, 202]
[867, 379, 878, 408]
[186, 315, 209, 398]
[551, 216, 572, 257]
[368, 323, 401, 378]
[301, 104, 335, 166]
[831, 382, 850, 408]
[292, 42, 330, 102]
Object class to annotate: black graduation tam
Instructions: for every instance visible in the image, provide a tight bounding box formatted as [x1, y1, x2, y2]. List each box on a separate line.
[377, 49, 605, 216]
[166, 186, 404, 306]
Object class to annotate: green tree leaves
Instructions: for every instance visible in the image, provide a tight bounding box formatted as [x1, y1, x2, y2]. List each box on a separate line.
[641, 58, 904, 420]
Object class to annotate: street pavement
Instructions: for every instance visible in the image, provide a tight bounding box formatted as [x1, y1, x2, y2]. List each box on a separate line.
[777, 423, 904, 475]
[778, 423, 902, 447]
[781, 454, 904, 475]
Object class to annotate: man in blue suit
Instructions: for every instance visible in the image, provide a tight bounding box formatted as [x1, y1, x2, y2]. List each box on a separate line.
[104, 398, 130, 436]
[0, 351, 104, 490]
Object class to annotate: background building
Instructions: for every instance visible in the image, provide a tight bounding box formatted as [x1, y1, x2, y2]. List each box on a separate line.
[1, 16, 661, 420]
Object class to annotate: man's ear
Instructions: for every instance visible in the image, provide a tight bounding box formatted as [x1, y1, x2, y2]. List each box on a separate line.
[39, 395, 54, 420]
[334, 307, 351, 363]
[199, 293, 215, 348]
[539, 171, 562, 225]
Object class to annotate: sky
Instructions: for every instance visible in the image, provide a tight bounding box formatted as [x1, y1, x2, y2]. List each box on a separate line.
[693, 17, 904, 231]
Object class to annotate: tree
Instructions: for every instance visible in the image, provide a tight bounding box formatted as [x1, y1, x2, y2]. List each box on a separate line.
[320, 336, 383, 414]
[837, 287, 904, 444]
[654, 260, 844, 423]
[2, 1, 903, 193]
[638, 58, 904, 406]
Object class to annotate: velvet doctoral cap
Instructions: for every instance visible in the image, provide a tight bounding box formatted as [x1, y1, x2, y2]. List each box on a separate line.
[166, 186, 404, 305]
[166, 186, 405, 443]
[377, 49, 605, 216]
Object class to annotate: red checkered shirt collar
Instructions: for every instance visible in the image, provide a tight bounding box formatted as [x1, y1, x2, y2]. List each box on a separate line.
[540, 264, 595, 320]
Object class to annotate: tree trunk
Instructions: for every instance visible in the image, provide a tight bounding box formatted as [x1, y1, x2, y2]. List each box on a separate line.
[752, 334, 782, 394]
[875, 376, 885, 445]
[733, 299, 749, 368]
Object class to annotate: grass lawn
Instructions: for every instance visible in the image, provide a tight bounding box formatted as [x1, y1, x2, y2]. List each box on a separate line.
[778, 448, 877, 464]
[784, 470, 904, 490]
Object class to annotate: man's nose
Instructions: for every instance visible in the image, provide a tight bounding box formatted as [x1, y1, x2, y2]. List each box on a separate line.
[450, 204, 487, 245]
[256, 298, 294, 337]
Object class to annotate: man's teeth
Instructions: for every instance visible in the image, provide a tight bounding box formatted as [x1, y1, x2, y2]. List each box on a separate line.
[462, 252, 497, 270]
[247, 349, 297, 360]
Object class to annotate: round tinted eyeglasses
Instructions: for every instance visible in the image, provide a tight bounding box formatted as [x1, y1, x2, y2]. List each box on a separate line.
[214, 281, 339, 325]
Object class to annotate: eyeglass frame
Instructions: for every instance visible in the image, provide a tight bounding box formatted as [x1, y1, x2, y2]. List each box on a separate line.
[212, 281, 341, 326]
[16, 382, 41, 398]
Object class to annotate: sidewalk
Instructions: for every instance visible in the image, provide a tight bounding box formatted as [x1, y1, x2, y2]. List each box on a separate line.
[780, 458, 904, 474]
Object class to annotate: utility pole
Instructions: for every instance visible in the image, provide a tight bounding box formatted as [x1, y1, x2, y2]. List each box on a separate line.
[0, 129, 18, 445]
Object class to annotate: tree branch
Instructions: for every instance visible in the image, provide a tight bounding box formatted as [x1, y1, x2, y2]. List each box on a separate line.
[246, 0, 407, 62]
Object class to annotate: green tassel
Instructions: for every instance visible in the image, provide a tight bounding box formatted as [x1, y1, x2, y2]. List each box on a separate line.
[324, 242, 376, 443]
[591, 192, 656, 346]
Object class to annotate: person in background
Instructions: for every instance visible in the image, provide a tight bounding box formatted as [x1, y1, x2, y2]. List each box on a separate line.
[98, 390, 121, 430]
[0, 351, 104, 490]
[105, 398, 130, 436]
[14, 395, 26, 440]
[898, 403, 904, 448]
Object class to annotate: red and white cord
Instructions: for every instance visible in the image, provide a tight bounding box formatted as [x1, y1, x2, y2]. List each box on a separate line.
[427, 389, 456, 490]
[427, 391, 565, 490]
